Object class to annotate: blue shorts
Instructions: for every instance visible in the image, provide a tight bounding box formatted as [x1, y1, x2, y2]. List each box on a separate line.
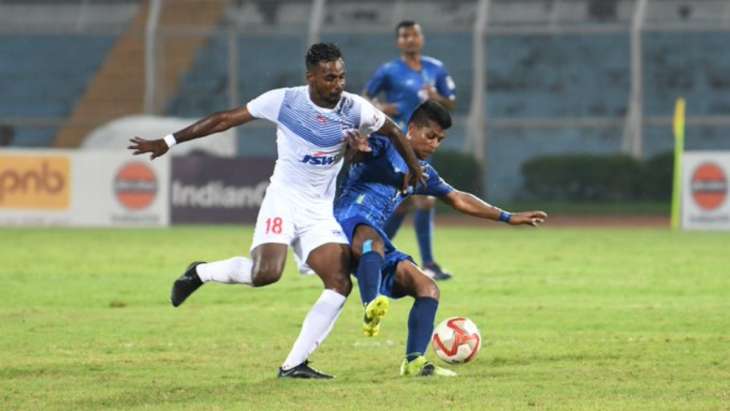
[337, 214, 414, 299]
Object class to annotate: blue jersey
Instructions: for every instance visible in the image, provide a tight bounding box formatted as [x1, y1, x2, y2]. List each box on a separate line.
[334, 134, 454, 231]
[365, 56, 456, 131]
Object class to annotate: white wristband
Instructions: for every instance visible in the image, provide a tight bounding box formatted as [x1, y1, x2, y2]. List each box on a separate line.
[163, 134, 177, 148]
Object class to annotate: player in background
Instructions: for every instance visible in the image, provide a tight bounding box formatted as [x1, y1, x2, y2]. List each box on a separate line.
[128, 43, 423, 380]
[335, 101, 547, 376]
[363, 20, 457, 281]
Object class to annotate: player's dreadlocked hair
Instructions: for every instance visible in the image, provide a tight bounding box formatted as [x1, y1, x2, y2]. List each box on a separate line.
[305, 43, 343, 71]
[409, 101, 452, 130]
[395, 20, 418, 36]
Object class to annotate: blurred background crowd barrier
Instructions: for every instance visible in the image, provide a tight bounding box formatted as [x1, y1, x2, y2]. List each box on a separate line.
[1, 0, 729, 227]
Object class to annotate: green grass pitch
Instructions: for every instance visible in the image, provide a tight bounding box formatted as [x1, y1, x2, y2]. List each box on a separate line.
[1, 225, 729, 410]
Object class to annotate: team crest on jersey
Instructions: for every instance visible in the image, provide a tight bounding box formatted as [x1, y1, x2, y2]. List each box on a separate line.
[315, 114, 328, 125]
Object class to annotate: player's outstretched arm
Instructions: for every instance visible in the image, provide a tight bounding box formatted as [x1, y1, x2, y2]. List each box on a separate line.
[376, 118, 424, 189]
[442, 190, 547, 227]
[127, 106, 255, 160]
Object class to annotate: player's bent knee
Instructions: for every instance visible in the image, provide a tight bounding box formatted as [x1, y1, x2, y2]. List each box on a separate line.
[335, 281, 352, 297]
[250, 244, 287, 287]
[322, 273, 352, 296]
[352, 230, 386, 259]
[417, 279, 440, 300]
[365, 238, 385, 255]
[251, 263, 283, 287]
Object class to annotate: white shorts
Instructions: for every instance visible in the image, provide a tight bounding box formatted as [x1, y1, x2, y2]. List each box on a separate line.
[250, 185, 348, 274]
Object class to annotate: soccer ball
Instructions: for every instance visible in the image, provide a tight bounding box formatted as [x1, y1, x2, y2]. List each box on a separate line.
[432, 317, 482, 364]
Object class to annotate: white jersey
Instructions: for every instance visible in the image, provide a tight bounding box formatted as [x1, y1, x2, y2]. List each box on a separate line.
[246, 86, 386, 202]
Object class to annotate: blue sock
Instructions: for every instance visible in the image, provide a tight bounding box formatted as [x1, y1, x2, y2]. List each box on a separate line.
[414, 208, 435, 266]
[356, 241, 384, 306]
[406, 297, 439, 361]
[383, 212, 406, 239]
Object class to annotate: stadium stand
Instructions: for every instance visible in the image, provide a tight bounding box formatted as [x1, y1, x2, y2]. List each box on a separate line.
[169, 30, 730, 120]
[643, 31, 730, 117]
[55, 0, 227, 148]
[4, 0, 729, 198]
[487, 34, 630, 118]
[0, 35, 116, 147]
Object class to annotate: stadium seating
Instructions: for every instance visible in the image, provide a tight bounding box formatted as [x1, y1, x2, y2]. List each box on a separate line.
[487, 33, 631, 118]
[1, 0, 727, 203]
[168, 32, 474, 118]
[644, 31, 730, 117]
[170, 30, 730, 116]
[168, 33, 307, 119]
[484, 31, 730, 198]
[0, 35, 116, 146]
[161, 26, 730, 197]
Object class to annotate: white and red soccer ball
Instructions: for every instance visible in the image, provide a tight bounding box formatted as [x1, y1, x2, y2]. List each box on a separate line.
[432, 317, 482, 364]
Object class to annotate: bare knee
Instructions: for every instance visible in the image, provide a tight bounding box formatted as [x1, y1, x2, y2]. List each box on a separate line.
[354, 238, 385, 261]
[251, 260, 283, 287]
[415, 278, 440, 300]
[322, 272, 352, 296]
[305, 244, 353, 296]
[352, 227, 386, 260]
[250, 244, 287, 287]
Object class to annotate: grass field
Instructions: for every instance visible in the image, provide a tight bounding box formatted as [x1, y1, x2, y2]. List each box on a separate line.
[2, 225, 729, 410]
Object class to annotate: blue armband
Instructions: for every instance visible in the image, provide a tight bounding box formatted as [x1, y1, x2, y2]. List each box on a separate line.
[498, 211, 512, 223]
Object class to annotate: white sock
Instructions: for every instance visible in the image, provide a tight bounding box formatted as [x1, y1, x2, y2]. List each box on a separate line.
[281, 289, 346, 370]
[195, 256, 253, 285]
[315, 303, 344, 348]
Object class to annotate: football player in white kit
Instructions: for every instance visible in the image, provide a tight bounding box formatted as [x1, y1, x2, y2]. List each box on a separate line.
[128, 43, 423, 379]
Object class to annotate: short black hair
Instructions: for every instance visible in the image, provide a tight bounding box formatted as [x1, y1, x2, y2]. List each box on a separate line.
[408, 101, 452, 130]
[305, 43, 342, 71]
[396, 20, 418, 37]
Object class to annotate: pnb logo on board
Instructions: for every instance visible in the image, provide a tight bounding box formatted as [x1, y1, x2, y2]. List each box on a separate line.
[0, 156, 70, 209]
[691, 162, 727, 211]
[114, 162, 158, 210]
[301, 150, 341, 166]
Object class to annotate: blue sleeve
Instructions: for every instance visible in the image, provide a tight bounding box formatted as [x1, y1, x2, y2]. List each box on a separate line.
[365, 64, 389, 97]
[435, 66, 456, 99]
[367, 134, 389, 158]
[416, 164, 454, 197]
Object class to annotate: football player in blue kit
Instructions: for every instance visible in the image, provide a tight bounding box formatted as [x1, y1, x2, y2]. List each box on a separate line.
[335, 101, 547, 377]
[364, 20, 457, 281]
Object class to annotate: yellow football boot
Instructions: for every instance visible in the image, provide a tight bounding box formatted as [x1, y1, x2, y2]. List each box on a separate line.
[400, 356, 457, 377]
[362, 295, 389, 337]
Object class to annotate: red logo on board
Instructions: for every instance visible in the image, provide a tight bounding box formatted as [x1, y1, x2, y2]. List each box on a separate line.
[114, 162, 158, 210]
[691, 162, 727, 211]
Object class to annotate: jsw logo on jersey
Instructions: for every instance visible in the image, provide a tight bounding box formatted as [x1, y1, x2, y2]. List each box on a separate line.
[301, 150, 341, 166]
